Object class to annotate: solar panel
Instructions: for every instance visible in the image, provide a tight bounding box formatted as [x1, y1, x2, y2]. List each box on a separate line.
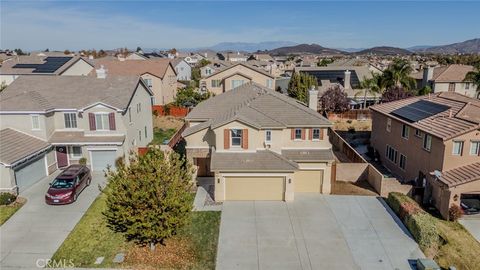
[391, 100, 450, 122]
[32, 57, 72, 73]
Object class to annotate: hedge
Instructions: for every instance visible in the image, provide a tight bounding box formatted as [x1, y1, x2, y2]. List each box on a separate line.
[386, 192, 439, 250]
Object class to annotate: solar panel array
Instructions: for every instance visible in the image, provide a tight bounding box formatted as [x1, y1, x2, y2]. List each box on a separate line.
[301, 70, 361, 88]
[390, 100, 450, 122]
[12, 57, 73, 74]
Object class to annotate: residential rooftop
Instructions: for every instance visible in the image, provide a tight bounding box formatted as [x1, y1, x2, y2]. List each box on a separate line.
[0, 55, 92, 75]
[0, 128, 51, 166]
[91, 59, 175, 79]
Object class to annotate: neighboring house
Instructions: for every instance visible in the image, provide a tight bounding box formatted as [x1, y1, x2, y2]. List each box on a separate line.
[247, 59, 282, 77]
[182, 82, 334, 201]
[125, 52, 167, 60]
[92, 59, 177, 105]
[0, 75, 153, 193]
[171, 58, 192, 81]
[0, 55, 94, 85]
[184, 53, 205, 66]
[199, 63, 275, 94]
[250, 53, 275, 62]
[370, 92, 480, 219]
[200, 61, 231, 78]
[226, 52, 248, 62]
[411, 64, 478, 99]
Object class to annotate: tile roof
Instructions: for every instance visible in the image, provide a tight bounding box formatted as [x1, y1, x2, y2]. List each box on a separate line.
[370, 92, 480, 140]
[0, 75, 146, 112]
[203, 63, 274, 79]
[182, 83, 331, 136]
[0, 56, 92, 75]
[211, 150, 298, 172]
[432, 64, 474, 82]
[49, 131, 125, 144]
[0, 128, 51, 166]
[281, 149, 335, 162]
[91, 59, 175, 79]
[438, 162, 480, 187]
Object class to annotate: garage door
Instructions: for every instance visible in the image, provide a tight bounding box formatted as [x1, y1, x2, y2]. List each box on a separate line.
[90, 150, 117, 171]
[294, 170, 323, 193]
[14, 156, 47, 193]
[225, 176, 285, 200]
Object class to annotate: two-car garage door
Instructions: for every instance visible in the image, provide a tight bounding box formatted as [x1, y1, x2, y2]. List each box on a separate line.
[225, 176, 285, 200]
[14, 156, 47, 193]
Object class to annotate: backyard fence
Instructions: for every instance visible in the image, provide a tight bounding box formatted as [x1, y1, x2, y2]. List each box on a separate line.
[327, 109, 371, 120]
[152, 105, 190, 117]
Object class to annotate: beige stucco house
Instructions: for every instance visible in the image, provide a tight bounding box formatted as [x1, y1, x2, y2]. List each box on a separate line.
[370, 92, 480, 219]
[182, 82, 334, 202]
[200, 63, 275, 95]
[0, 75, 153, 194]
[0, 55, 94, 85]
[92, 59, 177, 105]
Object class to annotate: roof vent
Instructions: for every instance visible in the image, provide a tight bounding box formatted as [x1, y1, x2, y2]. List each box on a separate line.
[96, 65, 107, 79]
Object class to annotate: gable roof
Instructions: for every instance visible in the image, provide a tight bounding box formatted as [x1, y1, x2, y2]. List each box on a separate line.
[211, 150, 298, 172]
[0, 56, 93, 75]
[0, 128, 51, 166]
[370, 92, 480, 140]
[183, 82, 331, 136]
[411, 65, 475, 82]
[0, 75, 150, 112]
[438, 162, 480, 187]
[91, 59, 176, 79]
[203, 63, 274, 79]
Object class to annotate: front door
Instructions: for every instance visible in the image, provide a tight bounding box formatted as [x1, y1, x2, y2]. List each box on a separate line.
[56, 146, 68, 168]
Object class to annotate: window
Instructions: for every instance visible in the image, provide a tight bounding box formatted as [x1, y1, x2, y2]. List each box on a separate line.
[312, 128, 321, 140]
[211, 80, 221, 87]
[136, 103, 141, 113]
[231, 129, 242, 147]
[64, 113, 77, 128]
[94, 113, 109, 130]
[266, 79, 273, 89]
[385, 145, 398, 163]
[386, 118, 391, 132]
[68, 146, 82, 159]
[128, 108, 132, 123]
[265, 130, 272, 143]
[401, 124, 409, 139]
[465, 82, 470, 90]
[399, 154, 406, 170]
[139, 130, 142, 141]
[452, 141, 464, 156]
[415, 129, 422, 138]
[145, 126, 147, 138]
[294, 128, 302, 140]
[31, 115, 40, 130]
[144, 78, 152, 88]
[423, 134, 432, 151]
[470, 141, 480, 155]
[231, 80, 244, 89]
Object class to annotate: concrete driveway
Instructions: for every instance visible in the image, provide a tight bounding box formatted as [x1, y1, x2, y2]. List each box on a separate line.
[0, 172, 105, 269]
[217, 195, 424, 270]
[460, 216, 480, 242]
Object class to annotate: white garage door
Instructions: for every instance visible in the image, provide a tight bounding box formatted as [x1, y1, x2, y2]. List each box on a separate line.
[15, 156, 47, 193]
[90, 150, 117, 171]
[225, 176, 285, 201]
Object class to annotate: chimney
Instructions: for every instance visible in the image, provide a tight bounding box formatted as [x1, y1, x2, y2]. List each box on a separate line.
[96, 65, 107, 79]
[344, 70, 351, 90]
[88, 55, 94, 60]
[308, 86, 319, 112]
[422, 66, 434, 87]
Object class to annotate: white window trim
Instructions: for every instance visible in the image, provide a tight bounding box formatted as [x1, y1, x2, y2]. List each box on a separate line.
[94, 112, 110, 131]
[401, 125, 409, 139]
[423, 134, 432, 152]
[386, 118, 391, 132]
[294, 128, 302, 141]
[312, 128, 321, 141]
[230, 128, 243, 148]
[265, 130, 272, 144]
[31, 114, 40, 130]
[470, 141, 480, 156]
[415, 129, 422, 138]
[68, 146, 82, 159]
[452, 140, 464, 156]
[64, 112, 77, 129]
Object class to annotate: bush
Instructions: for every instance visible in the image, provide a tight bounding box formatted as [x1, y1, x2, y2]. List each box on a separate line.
[347, 126, 355, 133]
[79, 157, 87, 165]
[448, 204, 463, 221]
[0, 192, 17, 205]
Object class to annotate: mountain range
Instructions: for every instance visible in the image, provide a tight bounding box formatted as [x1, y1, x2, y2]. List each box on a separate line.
[412, 38, 480, 54]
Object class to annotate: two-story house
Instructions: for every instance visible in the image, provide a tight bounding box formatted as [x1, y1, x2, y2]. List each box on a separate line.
[182, 82, 334, 202]
[199, 63, 275, 95]
[92, 59, 177, 105]
[171, 58, 192, 81]
[370, 92, 480, 218]
[0, 74, 153, 193]
[0, 55, 94, 85]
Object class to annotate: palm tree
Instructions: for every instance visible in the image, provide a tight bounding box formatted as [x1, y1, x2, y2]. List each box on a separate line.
[464, 64, 480, 99]
[382, 59, 416, 90]
[357, 73, 384, 108]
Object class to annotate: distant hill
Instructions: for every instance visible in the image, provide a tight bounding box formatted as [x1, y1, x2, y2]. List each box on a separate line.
[414, 38, 480, 54]
[355, 46, 412, 55]
[207, 41, 297, 52]
[406, 45, 433, 51]
[267, 43, 346, 56]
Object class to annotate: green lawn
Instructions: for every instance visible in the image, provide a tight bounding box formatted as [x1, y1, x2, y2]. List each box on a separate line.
[0, 198, 26, 226]
[51, 193, 221, 269]
[150, 128, 177, 145]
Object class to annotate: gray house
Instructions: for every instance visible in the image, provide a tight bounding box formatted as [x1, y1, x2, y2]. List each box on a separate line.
[171, 58, 192, 81]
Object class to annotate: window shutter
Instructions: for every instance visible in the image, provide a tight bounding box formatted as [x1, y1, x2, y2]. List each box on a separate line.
[242, 129, 248, 149]
[109, 113, 116, 130]
[308, 129, 313, 140]
[301, 128, 306, 140]
[224, 129, 230, 149]
[88, 113, 96, 131]
[291, 128, 295, 140]
[320, 128, 324, 140]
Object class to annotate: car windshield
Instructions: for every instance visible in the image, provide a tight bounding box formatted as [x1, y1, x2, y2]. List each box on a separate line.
[51, 178, 74, 189]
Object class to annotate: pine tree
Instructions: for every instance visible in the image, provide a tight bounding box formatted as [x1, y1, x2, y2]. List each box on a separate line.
[103, 149, 193, 250]
[288, 72, 318, 103]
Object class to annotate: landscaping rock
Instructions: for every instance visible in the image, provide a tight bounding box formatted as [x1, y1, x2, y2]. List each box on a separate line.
[94, 257, 104, 265]
[113, 253, 125, 263]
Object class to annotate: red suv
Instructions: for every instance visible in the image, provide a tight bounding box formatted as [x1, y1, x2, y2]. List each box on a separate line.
[45, 165, 91, 205]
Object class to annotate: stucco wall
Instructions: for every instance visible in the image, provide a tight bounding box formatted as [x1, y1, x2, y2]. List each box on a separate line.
[174, 61, 192, 81]
[442, 129, 480, 170]
[336, 163, 368, 182]
[60, 59, 94, 76]
[0, 74, 18, 85]
[0, 114, 50, 140]
[0, 165, 15, 192]
[433, 82, 478, 98]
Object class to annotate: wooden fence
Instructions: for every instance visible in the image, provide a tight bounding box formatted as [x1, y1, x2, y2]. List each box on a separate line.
[327, 109, 371, 120]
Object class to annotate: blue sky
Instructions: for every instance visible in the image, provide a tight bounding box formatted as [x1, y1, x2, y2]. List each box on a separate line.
[1, 1, 479, 51]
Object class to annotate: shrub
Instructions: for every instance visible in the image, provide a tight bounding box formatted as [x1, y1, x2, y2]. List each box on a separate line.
[448, 204, 463, 221]
[0, 192, 17, 205]
[347, 126, 356, 133]
[79, 157, 87, 165]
